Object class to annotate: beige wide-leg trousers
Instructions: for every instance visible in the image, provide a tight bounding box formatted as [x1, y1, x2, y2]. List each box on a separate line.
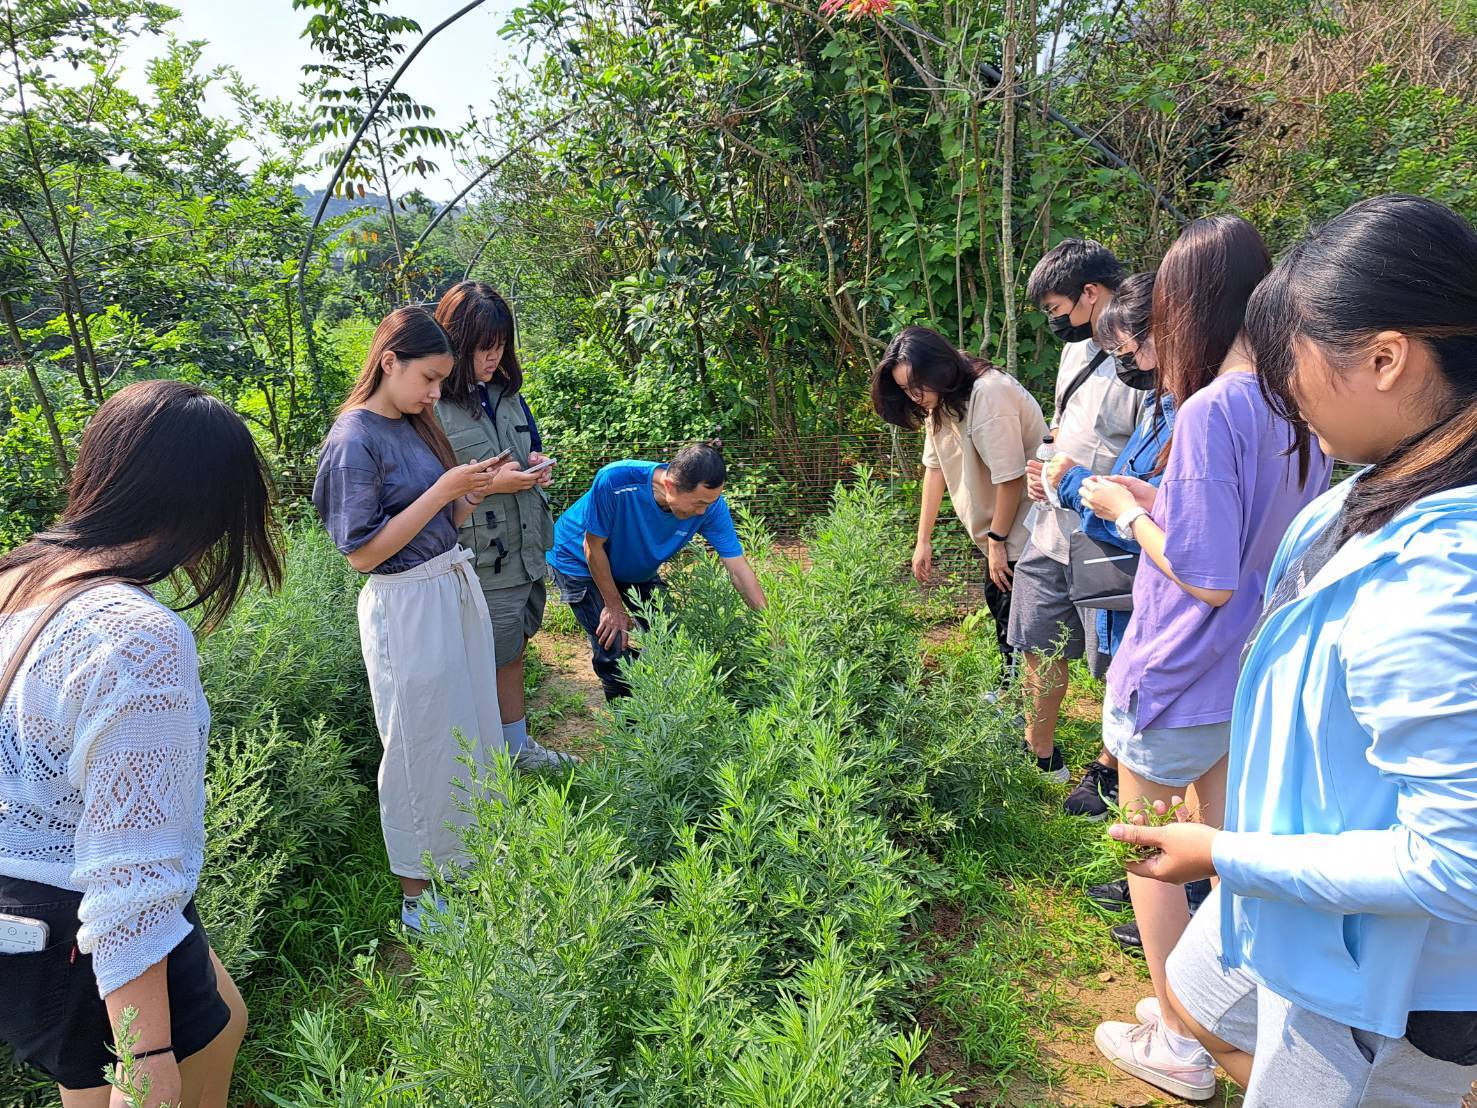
[358, 546, 503, 879]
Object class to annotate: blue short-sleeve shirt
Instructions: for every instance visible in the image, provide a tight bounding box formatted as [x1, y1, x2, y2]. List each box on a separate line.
[548, 460, 742, 583]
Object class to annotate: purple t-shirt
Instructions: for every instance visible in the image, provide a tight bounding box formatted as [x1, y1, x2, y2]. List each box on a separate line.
[1107, 372, 1331, 731]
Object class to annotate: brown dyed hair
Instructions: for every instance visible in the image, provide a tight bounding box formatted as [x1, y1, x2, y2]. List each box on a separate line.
[434, 281, 522, 415]
[340, 306, 458, 470]
[1153, 215, 1271, 410]
[1149, 214, 1302, 475]
[0, 380, 282, 631]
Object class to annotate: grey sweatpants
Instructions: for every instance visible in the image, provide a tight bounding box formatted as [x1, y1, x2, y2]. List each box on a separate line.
[1168, 889, 1477, 1107]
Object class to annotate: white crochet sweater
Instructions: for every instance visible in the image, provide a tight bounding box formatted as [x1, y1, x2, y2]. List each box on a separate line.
[0, 584, 208, 997]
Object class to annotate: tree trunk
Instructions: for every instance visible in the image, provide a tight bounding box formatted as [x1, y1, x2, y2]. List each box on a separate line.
[1, 295, 71, 479]
[999, 0, 1021, 377]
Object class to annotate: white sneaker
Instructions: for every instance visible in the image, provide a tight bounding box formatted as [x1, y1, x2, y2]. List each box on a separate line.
[514, 738, 580, 772]
[400, 892, 448, 936]
[1095, 1017, 1216, 1102]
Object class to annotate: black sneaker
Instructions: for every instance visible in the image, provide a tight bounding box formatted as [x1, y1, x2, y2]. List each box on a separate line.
[1064, 760, 1119, 820]
[1111, 919, 1144, 956]
[1087, 878, 1130, 912]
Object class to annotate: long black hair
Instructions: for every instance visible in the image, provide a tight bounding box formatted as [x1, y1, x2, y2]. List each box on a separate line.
[871, 326, 991, 431]
[0, 380, 282, 631]
[1247, 193, 1477, 539]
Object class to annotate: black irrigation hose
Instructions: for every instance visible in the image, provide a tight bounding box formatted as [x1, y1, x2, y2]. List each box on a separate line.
[882, 12, 1189, 227]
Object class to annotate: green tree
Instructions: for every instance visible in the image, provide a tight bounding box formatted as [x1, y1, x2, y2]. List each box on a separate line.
[295, 0, 458, 297]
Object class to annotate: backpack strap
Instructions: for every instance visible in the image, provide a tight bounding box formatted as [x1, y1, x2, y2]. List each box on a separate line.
[0, 577, 131, 707]
[1054, 348, 1111, 423]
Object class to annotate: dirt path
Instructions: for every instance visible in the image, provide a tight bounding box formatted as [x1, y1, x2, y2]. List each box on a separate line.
[527, 627, 606, 757]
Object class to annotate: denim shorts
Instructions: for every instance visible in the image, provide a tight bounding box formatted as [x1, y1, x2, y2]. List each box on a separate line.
[1101, 689, 1231, 788]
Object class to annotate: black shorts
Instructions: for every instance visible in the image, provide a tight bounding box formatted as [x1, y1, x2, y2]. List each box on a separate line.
[0, 875, 230, 1090]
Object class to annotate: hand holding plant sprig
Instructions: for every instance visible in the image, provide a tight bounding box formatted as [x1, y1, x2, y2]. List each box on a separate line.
[1107, 795, 1220, 884]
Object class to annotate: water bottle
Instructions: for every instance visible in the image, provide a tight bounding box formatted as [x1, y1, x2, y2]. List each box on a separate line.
[1036, 434, 1059, 508]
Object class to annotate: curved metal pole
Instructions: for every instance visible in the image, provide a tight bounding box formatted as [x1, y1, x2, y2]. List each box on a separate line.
[400, 108, 577, 280]
[462, 215, 510, 281]
[293, 0, 490, 397]
[883, 13, 1188, 227]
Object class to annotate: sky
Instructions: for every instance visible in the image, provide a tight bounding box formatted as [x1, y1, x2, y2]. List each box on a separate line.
[117, 0, 538, 201]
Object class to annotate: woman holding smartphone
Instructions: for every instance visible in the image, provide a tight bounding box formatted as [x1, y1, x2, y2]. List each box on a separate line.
[434, 283, 572, 771]
[0, 380, 281, 1108]
[313, 306, 511, 933]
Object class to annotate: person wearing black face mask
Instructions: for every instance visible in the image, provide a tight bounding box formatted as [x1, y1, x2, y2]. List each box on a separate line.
[1008, 239, 1140, 785]
[1049, 297, 1097, 344]
[1042, 273, 1173, 834]
[1114, 346, 1157, 391]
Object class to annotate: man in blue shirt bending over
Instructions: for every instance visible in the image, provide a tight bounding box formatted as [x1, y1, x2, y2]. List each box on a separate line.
[547, 440, 767, 700]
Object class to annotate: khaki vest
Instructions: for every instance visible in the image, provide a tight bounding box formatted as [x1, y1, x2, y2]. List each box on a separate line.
[435, 390, 553, 589]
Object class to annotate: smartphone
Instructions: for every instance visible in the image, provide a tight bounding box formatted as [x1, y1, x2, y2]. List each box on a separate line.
[478, 449, 514, 468]
[523, 456, 556, 475]
[0, 912, 49, 954]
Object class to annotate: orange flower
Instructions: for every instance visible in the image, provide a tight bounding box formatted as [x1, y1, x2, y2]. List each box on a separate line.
[819, 0, 895, 18]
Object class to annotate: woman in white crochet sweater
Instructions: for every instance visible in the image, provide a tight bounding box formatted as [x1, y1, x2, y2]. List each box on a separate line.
[0, 381, 281, 1107]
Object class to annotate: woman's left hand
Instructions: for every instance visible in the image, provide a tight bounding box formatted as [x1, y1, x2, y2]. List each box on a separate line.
[527, 451, 556, 488]
[987, 538, 1013, 592]
[1080, 476, 1137, 521]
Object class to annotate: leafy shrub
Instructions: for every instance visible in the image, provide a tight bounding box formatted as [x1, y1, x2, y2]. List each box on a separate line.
[271, 755, 655, 1107]
[0, 368, 87, 551]
[186, 525, 375, 977]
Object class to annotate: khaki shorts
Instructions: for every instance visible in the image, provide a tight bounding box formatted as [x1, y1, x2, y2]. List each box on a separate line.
[482, 576, 547, 664]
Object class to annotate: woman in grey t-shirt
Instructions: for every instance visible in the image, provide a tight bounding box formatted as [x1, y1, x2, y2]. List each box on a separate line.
[312, 306, 510, 935]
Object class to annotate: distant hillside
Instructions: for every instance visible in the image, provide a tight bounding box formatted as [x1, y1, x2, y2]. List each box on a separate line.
[294, 185, 390, 220]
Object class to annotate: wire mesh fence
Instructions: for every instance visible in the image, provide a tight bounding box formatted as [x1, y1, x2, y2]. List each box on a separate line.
[277, 430, 995, 599]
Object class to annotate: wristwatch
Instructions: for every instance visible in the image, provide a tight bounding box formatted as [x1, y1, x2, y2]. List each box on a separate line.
[1114, 506, 1149, 541]
[986, 530, 1009, 544]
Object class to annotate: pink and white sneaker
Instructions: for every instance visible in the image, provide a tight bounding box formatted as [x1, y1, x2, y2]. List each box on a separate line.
[1094, 1016, 1217, 1102]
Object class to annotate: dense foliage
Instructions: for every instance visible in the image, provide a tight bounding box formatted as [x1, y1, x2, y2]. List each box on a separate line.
[4, 0, 1476, 540]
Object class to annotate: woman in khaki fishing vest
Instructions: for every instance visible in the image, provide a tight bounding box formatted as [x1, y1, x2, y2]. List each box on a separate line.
[434, 282, 574, 771]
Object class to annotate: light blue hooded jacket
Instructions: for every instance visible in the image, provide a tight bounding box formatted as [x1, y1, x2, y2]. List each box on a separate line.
[1214, 474, 1477, 1036]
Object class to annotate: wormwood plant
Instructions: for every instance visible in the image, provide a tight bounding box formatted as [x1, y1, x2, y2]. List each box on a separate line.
[1101, 796, 1190, 868]
[270, 477, 967, 1105]
[189, 527, 373, 978]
